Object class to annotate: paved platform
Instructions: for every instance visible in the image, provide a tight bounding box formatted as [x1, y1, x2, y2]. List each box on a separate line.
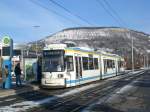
[0, 83, 40, 98]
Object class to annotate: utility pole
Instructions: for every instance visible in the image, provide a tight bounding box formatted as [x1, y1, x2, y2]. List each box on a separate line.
[32, 25, 40, 82]
[144, 55, 146, 68]
[131, 33, 134, 72]
[148, 54, 149, 68]
[146, 50, 150, 68]
[147, 55, 148, 68]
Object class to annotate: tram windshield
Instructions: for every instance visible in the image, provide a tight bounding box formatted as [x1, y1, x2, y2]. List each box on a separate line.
[42, 50, 65, 72]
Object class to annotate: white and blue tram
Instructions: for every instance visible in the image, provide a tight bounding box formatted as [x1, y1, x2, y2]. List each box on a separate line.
[41, 44, 125, 88]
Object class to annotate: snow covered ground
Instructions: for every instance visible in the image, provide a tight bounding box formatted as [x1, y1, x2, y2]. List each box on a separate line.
[82, 71, 148, 112]
[0, 70, 144, 112]
[0, 81, 103, 112]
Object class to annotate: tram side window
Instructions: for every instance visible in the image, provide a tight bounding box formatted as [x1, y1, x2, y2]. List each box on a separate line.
[94, 58, 99, 69]
[118, 61, 123, 68]
[112, 60, 115, 68]
[107, 60, 115, 68]
[118, 61, 121, 68]
[104, 59, 107, 74]
[107, 60, 110, 68]
[82, 57, 89, 70]
[120, 61, 124, 68]
[89, 58, 94, 70]
[66, 56, 74, 71]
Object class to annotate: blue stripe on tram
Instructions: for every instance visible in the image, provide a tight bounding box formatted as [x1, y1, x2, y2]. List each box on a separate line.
[66, 72, 117, 84]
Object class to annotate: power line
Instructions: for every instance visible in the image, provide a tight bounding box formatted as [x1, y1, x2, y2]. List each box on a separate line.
[30, 0, 82, 26]
[96, 0, 123, 27]
[103, 0, 128, 27]
[49, 0, 94, 26]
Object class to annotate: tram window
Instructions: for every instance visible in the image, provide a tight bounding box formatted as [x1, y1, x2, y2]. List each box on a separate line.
[112, 60, 115, 68]
[118, 61, 123, 68]
[66, 56, 74, 71]
[120, 61, 124, 68]
[118, 61, 121, 68]
[82, 57, 89, 70]
[120, 61, 122, 67]
[107, 60, 110, 68]
[89, 58, 94, 70]
[94, 58, 99, 69]
[42, 56, 65, 72]
[107, 60, 115, 68]
[104, 59, 107, 74]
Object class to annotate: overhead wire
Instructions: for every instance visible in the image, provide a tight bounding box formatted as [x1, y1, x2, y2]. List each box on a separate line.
[96, 0, 124, 27]
[49, 0, 94, 26]
[98, 0, 131, 57]
[103, 0, 128, 27]
[30, 0, 128, 28]
[30, 0, 82, 26]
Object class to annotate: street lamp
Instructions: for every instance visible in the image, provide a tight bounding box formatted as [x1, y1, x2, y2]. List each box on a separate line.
[32, 25, 40, 82]
[128, 32, 134, 72]
[32, 25, 40, 58]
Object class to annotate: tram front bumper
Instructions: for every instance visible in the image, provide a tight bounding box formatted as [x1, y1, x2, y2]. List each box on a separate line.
[41, 78, 66, 88]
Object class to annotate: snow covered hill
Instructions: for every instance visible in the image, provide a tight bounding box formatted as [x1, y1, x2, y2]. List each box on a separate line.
[34, 27, 150, 69]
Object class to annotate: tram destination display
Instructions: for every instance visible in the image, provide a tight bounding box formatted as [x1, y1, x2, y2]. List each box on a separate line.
[43, 50, 64, 57]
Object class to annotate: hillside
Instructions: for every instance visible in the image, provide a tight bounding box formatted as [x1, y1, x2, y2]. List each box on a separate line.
[34, 27, 150, 69]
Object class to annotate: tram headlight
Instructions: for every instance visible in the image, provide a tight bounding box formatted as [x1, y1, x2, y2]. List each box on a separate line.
[58, 74, 64, 78]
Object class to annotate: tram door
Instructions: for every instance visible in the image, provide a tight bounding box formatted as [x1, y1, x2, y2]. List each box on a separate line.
[118, 61, 121, 72]
[104, 59, 107, 74]
[75, 56, 82, 85]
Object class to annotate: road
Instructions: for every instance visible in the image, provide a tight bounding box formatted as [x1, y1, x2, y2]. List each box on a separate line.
[0, 70, 150, 112]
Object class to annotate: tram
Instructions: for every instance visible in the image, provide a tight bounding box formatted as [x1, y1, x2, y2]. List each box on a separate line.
[41, 44, 125, 88]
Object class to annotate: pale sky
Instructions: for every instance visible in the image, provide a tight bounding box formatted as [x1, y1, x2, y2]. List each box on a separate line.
[0, 0, 150, 43]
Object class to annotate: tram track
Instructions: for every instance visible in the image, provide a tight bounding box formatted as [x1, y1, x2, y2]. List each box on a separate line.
[69, 71, 146, 112]
[54, 71, 145, 112]
[27, 70, 146, 112]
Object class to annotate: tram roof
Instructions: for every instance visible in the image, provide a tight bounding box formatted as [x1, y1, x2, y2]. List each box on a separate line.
[66, 47, 122, 59]
[44, 44, 123, 59]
